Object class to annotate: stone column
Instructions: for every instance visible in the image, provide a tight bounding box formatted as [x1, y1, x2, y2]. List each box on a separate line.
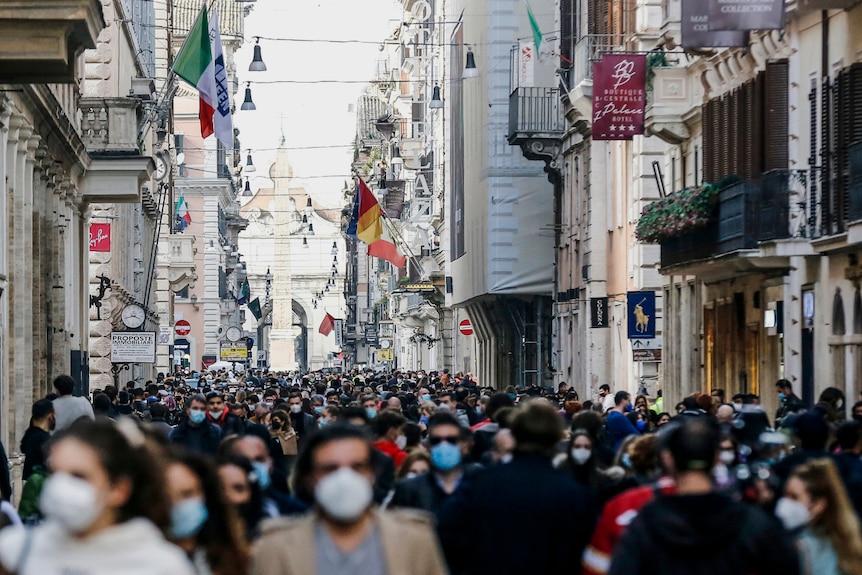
[8, 116, 35, 446]
[0, 98, 14, 449]
[23, 134, 40, 394]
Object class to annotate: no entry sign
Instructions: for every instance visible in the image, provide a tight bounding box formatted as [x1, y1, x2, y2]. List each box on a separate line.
[175, 320, 191, 337]
[459, 319, 473, 336]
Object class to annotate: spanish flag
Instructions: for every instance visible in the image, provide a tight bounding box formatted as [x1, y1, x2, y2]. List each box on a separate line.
[356, 178, 382, 244]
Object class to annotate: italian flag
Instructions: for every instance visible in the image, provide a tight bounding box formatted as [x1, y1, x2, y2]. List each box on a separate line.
[172, 6, 232, 147]
[176, 196, 191, 230]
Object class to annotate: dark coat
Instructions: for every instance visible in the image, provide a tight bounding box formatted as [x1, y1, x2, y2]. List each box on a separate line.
[391, 464, 483, 517]
[169, 420, 222, 456]
[437, 453, 594, 575]
[608, 492, 800, 575]
[290, 412, 318, 450]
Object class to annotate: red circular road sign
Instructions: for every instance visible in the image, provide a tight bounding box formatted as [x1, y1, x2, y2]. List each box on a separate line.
[459, 319, 474, 336]
[175, 320, 191, 337]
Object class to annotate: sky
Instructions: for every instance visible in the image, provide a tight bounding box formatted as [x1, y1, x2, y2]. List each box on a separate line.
[232, 0, 403, 208]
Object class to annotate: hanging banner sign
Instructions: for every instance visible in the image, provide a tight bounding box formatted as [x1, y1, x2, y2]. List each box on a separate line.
[627, 291, 657, 339]
[518, 40, 536, 88]
[590, 297, 609, 328]
[681, 0, 749, 49]
[89, 223, 111, 252]
[592, 54, 647, 141]
[708, 0, 785, 30]
[334, 319, 344, 347]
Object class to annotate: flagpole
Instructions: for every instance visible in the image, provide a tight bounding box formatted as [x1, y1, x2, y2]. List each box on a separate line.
[379, 210, 427, 278]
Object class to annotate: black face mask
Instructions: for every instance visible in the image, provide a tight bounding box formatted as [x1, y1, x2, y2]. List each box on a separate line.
[853, 413, 862, 423]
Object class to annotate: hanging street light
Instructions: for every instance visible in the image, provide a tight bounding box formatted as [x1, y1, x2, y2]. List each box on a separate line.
[249, 37, 267, 71]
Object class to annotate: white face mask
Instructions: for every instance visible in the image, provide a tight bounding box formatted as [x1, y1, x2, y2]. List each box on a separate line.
[290, 404, 302, 414]
[314, 467, 373, 523]
[40, 472, 103, 533]
[775, 497, 811, 531]
[395, 434, 407, 450]
[718, 450, 736, 465]
[571, 447, 592, 465]
[208, 409, 223, 419]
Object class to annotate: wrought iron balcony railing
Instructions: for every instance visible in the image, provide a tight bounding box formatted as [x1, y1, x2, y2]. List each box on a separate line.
[507, 87, 566, 143]
[661, 170, 815, 268]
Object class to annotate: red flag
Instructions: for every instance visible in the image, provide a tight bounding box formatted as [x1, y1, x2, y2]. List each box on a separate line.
[368, 239, 407, 268]
[319, 313, 335, 336]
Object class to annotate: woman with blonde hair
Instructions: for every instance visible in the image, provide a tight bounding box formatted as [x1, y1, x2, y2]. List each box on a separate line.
[776, 458, 862, 575]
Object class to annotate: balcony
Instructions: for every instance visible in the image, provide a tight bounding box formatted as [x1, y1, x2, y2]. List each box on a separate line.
[79, 97, 142, 155]
[660, 170, 816, 276]
[644, 66, 700, 145]
[507, 87, 565, 171]
[165, 235, 197, 291]
[0, 0, 104, 83]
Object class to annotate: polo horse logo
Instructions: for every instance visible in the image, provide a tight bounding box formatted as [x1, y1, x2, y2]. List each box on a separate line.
[634, 299, 650, 334]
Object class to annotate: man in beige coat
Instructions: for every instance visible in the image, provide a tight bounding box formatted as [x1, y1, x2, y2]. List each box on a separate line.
[251, 424, 448, 575]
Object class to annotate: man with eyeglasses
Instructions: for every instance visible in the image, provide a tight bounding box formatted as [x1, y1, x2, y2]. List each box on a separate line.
[390, 412, 481, 516]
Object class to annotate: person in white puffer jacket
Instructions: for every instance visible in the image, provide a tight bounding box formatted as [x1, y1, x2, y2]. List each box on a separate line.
[0, 418, 195, 575]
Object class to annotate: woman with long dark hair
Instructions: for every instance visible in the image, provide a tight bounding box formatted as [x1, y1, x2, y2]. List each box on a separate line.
[217, 456, 267, 540]
[164, 450, 249, 575]
[0, 418, 195, 575]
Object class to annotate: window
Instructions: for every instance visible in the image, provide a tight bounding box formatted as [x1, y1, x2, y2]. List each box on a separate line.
[703, 60, 788, 182]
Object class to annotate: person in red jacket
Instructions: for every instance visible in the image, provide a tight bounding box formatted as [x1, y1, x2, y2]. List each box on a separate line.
[582, 477, 676, 575]
[372, 410, 408, 470]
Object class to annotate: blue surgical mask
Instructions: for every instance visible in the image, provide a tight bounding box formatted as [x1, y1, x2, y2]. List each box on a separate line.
[188, 409, 206, 425]
[476, 407, 484, 415]
[636, 420, 646, 431]
[314, 406, 324, 415]
[430, 441, 462, 471]
[170, 497, 209, 539]
[421, 394, 431, 402]
[253, 461, 272, 490]
[508, 393, 516, 400]
[624, 403, 633, 413]
[778, 393, 786, 401]
[621, 453, 632, 468]
[365, 407, 377, 420]
[318, 418, 329, 427]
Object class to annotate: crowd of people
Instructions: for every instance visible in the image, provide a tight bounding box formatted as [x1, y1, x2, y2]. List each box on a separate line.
[0, 368, 859, 574]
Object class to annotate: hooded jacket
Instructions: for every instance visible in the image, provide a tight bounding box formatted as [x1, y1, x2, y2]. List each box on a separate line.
[608, 492, 801, 575]
[0, 518, 195, 575]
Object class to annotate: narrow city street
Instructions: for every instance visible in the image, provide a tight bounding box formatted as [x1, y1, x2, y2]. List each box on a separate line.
[0, 0, 859, 573]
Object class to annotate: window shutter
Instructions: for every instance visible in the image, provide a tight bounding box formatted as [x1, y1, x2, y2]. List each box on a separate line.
[704, 100, 716, 183]
[560, 0, 574, 65]
[764, 60, 789, 172]
[821, 76, 833, 234]
[719, 95, 731, 180]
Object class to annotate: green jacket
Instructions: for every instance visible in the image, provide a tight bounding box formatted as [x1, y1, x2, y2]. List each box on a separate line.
[18, 466, 47, 523]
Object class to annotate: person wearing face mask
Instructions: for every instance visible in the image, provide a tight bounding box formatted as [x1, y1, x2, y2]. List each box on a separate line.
[287, 392, 318, 452]
[204, 393, 244, 437]
[372, 410, 409, 470]
[776, 379, 805, 425]
[252, 424, 448, 575]
[605, 392, 641, 452]
[18, 400, 56, 523]
[311, 395, 326, 419]
[228, 435, 307, 517]
[170, 395, 223, 456]
[607, 418, 801, 575]
[268, 409, 299, 485]
[563, 430, 613, 498]
[391, 413, 482, 516]
[164, 450, 249, 575]
[0, 419, 196, 575]
[217, 456, 267, 540]
[776, 459, 862, 575]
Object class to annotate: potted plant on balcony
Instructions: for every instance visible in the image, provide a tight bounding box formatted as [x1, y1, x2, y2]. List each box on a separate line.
[635, 183, 719, 243]
[636, 176, 743, 243]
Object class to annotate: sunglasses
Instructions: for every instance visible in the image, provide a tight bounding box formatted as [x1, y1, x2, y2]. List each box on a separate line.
[428, 435, 460, 446]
